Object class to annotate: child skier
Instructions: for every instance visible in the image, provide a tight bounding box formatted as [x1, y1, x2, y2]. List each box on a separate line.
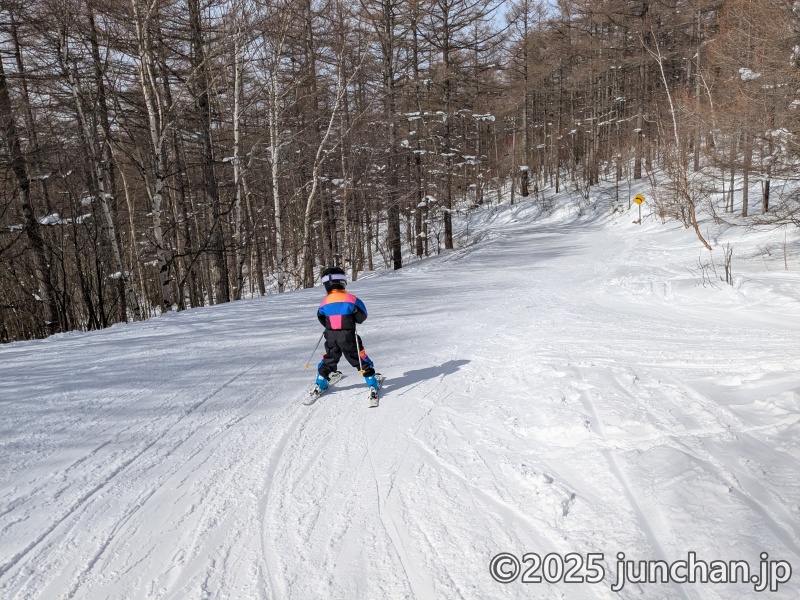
[312, 266, 381, 404]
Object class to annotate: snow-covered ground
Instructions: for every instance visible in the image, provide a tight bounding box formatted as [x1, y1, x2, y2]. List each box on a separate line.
[2, 187, 799, 600]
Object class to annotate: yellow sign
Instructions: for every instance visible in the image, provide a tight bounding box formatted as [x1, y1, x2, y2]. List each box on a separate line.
[633, 194, 645, 205]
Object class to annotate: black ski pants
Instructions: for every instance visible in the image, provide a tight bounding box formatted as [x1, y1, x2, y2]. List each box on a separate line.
[318, 329, 375, 378]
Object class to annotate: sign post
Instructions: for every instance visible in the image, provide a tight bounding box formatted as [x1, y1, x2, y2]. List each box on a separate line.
[633, 194, 646, 224]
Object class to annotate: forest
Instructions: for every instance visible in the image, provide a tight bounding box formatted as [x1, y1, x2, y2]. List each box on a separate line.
[1, 0, 798, 342]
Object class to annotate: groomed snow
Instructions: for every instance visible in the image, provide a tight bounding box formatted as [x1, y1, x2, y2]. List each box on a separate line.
[2, 188, 799, 599]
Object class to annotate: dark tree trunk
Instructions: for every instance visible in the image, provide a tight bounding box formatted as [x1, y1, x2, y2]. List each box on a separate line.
[188, 0, 229, 303]
[0, 56, 61, 336]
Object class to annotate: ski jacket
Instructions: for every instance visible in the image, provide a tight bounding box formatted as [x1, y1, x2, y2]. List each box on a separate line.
[318, 289, 368, 331]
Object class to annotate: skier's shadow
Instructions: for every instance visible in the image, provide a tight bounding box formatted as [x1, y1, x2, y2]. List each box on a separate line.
[380, 359, 470, 395]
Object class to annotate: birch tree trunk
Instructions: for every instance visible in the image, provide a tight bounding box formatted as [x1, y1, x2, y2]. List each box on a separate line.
[644, 29, 712, 251]
[299, 44, 354, 287]
[232, 24, 247, 300]
[268, 82, 286, 293]
[261, 12, 293, 294]
[376, 0, 402, 269]
[132, 0, 174, 313]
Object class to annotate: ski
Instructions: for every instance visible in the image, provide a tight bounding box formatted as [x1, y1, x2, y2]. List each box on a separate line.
[304, 371, 343, 405]
[368, 374, 384, 408]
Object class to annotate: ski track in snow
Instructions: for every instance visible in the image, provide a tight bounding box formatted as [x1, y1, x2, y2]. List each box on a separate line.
[2, 198, 800, 599]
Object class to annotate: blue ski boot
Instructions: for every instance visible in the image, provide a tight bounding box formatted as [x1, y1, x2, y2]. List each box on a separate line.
[305, 372, 344, 406]
[364, 374, 379, 392]
[314, 373, 330, 393]
[365, 374, 382, 408]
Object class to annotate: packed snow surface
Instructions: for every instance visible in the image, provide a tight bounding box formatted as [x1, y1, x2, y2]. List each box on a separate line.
[2, 193, 799, 599]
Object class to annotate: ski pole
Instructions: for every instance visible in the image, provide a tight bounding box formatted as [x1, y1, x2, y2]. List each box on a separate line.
[304, 332, 325, 369]
[355, 326, 364, 373]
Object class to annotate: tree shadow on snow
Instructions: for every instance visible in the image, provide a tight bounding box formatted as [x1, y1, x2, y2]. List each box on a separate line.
[379, 359, 470, 396]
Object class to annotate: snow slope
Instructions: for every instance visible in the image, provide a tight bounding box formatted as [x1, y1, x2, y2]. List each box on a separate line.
[2, 191, 799, 600]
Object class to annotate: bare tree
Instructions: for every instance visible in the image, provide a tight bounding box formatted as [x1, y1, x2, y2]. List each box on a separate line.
[0, 49, 61, 334]
[131, 0, 175, 313]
